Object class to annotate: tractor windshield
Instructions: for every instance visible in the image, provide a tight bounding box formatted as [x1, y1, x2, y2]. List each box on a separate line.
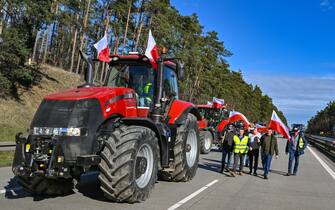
[105, 64, 155, 107]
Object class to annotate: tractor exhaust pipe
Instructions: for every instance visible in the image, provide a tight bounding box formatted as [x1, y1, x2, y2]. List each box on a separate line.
[79, 50, 94, 87]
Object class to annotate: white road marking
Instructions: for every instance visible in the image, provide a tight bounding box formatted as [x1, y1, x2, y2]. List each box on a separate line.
[0, 187, 23, 195]
[167, 179, 219, 210]
[307, 146, 335, 180]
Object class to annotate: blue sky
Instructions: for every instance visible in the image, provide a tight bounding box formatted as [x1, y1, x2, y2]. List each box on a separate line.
[171, 0, 335, 125]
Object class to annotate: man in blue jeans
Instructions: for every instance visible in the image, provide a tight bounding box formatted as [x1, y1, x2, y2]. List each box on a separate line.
[260, 128, 279, 179]
[286, 127, 308, 176]
[220, 124, 235, 173]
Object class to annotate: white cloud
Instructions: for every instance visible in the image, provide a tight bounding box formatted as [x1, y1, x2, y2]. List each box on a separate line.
[320, 0, 333, 10]
[244, 73, 335, 125]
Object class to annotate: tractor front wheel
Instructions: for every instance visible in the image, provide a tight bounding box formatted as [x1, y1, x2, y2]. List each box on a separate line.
[200, 131, 213, 154]
[159, 114, 200, 182]
[98, 125, 159, 203]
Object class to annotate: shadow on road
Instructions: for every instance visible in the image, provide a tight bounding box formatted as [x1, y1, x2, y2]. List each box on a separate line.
[4, 172, 111, 202]
[5, 176, 75, 201]
[202, 158, 222, 164]
[198, 162, 232, 177]
[270, 169, 288, 176]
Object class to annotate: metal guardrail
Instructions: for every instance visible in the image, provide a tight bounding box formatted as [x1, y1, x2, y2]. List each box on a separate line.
[0, 142, 16, 152]
[306, 135, 335, 160]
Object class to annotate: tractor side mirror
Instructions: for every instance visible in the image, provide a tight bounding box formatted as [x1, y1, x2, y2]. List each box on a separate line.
[176, 61, 185, 81]
[79, 50, 94, 87]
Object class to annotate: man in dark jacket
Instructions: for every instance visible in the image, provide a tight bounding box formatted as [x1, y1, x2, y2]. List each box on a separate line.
[285, 127, 308, 176]
[260, 128, 279, 179]
[220, 124, 235, 173]
[247, 128, 261, 175]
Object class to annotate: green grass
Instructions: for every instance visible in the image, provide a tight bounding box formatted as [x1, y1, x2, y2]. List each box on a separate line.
[0, 124, 26, 142]
[0, 151, 14, 167]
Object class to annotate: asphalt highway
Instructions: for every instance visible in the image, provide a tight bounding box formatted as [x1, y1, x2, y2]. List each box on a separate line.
[0, 138, 334, 210]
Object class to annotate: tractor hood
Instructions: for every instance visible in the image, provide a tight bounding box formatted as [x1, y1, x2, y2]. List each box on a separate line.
[44, 87, 132, 101]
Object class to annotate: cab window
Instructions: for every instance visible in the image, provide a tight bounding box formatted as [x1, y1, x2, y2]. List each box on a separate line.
[163, 66, 179, 99]
[105, 64, 155, 107]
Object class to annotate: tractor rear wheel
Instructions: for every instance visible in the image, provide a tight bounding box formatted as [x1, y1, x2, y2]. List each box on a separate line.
[200, 131, 213, 154]
[17, 176, 73, 195]
[159, 114, 199, 182]
[98, 125, 159, 203]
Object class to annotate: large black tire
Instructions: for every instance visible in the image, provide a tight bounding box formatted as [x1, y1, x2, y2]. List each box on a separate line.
[200, 131, 213, 154]
[159, 114, 200, 182]
[98, 125, 159, 203]
[17, 176, 73, 195]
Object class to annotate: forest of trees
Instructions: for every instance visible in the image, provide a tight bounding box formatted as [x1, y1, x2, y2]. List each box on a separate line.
[307, 101, 335, 136]
[0, 0, 287, 124]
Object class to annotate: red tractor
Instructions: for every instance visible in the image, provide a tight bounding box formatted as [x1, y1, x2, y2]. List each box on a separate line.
[197, 103, 229, 154]
[12, 50, 202, 203]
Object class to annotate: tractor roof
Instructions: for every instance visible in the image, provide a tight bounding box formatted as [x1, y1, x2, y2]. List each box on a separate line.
[109, 54, 176, 69]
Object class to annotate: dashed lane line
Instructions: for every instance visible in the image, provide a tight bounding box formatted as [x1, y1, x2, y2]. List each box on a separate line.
[307, 146, 335, 180]
[167, 179, 219, 210]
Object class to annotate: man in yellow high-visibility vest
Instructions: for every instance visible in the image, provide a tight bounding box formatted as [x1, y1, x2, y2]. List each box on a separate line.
[231, 127, 249, 177]
[285, 127, 308, 176]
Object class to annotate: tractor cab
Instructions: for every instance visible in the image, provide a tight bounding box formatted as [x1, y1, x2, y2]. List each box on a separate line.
[104, 55, 180, 115]
[197, 104, 227, 128]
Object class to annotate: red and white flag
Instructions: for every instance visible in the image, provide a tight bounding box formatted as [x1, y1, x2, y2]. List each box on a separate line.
[256, 123, 268, 133]
[94, 34, 110, 62]
[228, 111, 250, 127]
[145, 30, 159, 69]
[268, 110, 290, 139]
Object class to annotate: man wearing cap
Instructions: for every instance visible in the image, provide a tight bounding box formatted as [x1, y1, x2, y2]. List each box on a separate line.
[285, 127, 308, 176]
[231, 127, 249, 177]
[220, 124, 235, 173]
[260, 128, 279, 179]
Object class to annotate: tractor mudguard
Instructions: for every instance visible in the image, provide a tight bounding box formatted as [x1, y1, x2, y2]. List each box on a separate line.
[168, 100, 202, 125]
[121, 117, 169, 168]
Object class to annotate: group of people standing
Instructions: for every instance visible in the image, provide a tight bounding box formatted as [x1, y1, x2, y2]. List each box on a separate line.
[219, 124, 307, 179]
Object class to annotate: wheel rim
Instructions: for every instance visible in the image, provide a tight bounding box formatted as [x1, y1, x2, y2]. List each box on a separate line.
[204, 135, 212, 151]
[186, 129, 197, 167]
[135, 144, 154, 189]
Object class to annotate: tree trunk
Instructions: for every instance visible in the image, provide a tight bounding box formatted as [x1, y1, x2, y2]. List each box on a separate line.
[76, 0, 91, 74]
[38, 30, 47, 62]
[122, 0, 132, 54]
[70, 0, 81, 72]
[32, 30, 39, 62]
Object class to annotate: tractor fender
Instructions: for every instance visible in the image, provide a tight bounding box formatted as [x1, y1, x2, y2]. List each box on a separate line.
[121, 117, 169, 168]
[168, 99, 202, 125]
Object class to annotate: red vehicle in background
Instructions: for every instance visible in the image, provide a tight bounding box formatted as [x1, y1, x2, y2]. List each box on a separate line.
[197, 102, 229, 154]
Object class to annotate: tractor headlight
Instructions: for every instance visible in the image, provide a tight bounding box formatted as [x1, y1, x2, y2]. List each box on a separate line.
[32, 127, 88, 136]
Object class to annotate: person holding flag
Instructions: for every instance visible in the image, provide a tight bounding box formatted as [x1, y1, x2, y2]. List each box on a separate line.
[260, 128, 279, 179]
[285, 127, 308, 176]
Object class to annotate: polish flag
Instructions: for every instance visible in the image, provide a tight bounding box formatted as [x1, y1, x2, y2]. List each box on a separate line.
[93, 34, 110, 62]
[268, 110, 290, 140]
[217, 119, 229, 133]
[256, 123, 268, 133]
[228, 111, 250, 127]
[145, 30, 159, 69]
[212, 97, 224, 108]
